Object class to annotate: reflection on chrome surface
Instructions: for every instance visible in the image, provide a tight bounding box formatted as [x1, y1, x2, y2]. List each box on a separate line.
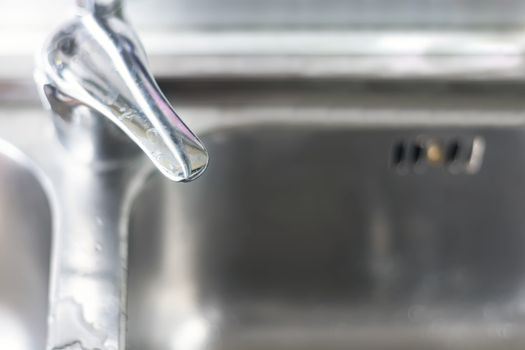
[0, 142, 52, 350]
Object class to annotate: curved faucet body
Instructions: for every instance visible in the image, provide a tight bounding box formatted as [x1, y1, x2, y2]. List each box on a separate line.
[35, 1, 208, 349]
[36, 0, 208, 181]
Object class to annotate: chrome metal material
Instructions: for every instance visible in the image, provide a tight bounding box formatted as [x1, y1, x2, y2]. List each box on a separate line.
[0, 140, 52, 350]
[0, 108, 154, 350]
[8, 29, 525, 81]
[8, 0, 525, 31]
[6, 81, 525, 350]
[35, 1, 208, 180]
[76, 0, 123, 17]
[123, 0, 525, 29]
[34, 1, 208, 350]
[128, 125, 525, 350]
[9, 1, 525, 81]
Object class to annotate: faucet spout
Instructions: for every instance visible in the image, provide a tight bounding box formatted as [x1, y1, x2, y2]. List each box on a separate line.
[35, 3, 209, 350]
[36, 2, 208, 181]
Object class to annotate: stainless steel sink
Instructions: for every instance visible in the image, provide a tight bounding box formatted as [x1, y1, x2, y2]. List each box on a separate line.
[0, 142, 52, 350]
[4, 83, 525, 350]
[127, 121, 525, 350]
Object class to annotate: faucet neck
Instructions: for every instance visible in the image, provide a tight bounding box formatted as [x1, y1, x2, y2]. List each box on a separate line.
[76, 0, 123, 18]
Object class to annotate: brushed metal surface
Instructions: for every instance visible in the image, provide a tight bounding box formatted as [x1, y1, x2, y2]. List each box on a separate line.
[3, 82, 525, 349]
[0, 144, 52, 350]
[5, 1, 525, 81]
[4, 0, 525, 30]
[128, 125, 525, 350]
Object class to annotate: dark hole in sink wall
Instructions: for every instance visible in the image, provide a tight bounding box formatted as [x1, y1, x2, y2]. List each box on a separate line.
[391, 136, 484, 174]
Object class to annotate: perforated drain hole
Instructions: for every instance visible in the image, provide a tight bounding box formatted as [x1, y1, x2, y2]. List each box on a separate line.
[445, 140, 461, 164]
[410, 142, 424, 165]
[392, 142, 406, 166]
[391, 136, 485, 174]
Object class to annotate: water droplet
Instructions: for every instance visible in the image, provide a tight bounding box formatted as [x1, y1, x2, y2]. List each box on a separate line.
[103, 339, 118, 350]
[151, 150, 163, 161]
[498, 324, 511, 338]
[54, 57, 65, 70]
[146, 128, 160, 143]
[101, 90, 118, 105]
[408, 304, 425, 321]
[51, 341, 87, 350]
[118, 110, 135, 121]
[95, 243, 102, 252]
[47, 298, 107, 350]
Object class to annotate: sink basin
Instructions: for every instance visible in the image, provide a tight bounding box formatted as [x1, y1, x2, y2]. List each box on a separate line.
[0, 143, 52, 350]
[3, 83, 525, 350]
[128, 125, 525, 350]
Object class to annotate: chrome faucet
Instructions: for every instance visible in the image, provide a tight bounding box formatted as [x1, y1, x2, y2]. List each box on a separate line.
[36, 0, 208, 181]
[34, 1, 208, 349]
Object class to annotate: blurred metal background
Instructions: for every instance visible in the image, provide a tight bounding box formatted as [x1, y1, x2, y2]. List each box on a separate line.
[2, 0, 525, 30]
[1, 0, 525, 81]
